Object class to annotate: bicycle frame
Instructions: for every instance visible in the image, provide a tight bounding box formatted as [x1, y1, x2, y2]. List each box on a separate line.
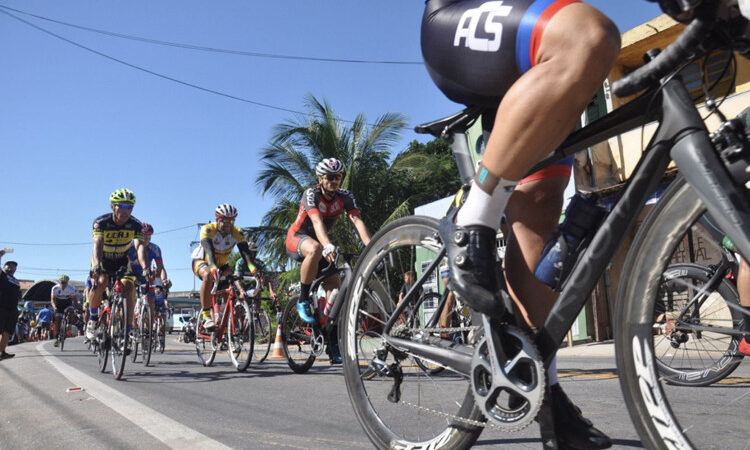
[196, 283, 238, 343]
[392, 76, 750, 372]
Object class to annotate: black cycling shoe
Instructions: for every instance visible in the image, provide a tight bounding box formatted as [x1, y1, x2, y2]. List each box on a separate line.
[438, 217, 504, 317]
[550, 384, 612, 450]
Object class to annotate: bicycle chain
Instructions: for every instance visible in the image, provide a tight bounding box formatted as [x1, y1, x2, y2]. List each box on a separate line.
[399, 400, 493, 428]
[416, 325, 482, 335]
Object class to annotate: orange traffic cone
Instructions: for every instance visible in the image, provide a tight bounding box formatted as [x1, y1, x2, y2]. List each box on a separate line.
[268, 321, 285, 359]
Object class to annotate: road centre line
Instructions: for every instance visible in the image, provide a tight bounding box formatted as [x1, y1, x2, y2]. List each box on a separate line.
[36, 342, 231, 450]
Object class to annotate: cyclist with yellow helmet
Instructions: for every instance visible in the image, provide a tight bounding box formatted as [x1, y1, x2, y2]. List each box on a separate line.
[85, 189, 150, 343]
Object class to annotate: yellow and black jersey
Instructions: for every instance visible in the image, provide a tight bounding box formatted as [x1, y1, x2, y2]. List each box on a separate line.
[92, 213, 144, 259]
[190, 223, 246, 267]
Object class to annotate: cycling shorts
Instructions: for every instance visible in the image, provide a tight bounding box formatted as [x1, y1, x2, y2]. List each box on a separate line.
[285, 232, 313, 262]
[154, 300, 167, 315]
[192, 260, 230, 278]
[92, 257, 136, 284]
[36, 321, 50, 330]
[54, 299, 73, 317]
[422, 0, 578, 183]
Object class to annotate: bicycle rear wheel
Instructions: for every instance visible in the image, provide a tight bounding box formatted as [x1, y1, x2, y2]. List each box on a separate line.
[228, 299, 254, 372]
[110, 296, 128, 380]
[156, 316, 166, 354]
[617, 178, 750, 449]
[281, 297, 316, 373]
[252, 303, 272, 363]
[131, 305, 141, 363]
[140, 305, 153, 366]
[96, 311, 110, 373]
[194, 309, 217, 367]
[655, 263, 743, 386]
[341, 216, 484, 449]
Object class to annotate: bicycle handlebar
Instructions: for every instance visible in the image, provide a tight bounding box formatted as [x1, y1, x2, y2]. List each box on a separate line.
[612, 10, 715, 97]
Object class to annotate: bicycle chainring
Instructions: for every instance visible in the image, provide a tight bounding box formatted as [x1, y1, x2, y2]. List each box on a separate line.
[470, 324, 545, 432]
[311, 328, 326, 357]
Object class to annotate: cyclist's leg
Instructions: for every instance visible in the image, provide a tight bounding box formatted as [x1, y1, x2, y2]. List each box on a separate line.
[193, 260, 216, 328]
[123, 278, 136, 329]
[298, 237, 322, 301]
[87, 272, 109, 339]
[53, 306, 63, 342]
[736, 256, 750, 353]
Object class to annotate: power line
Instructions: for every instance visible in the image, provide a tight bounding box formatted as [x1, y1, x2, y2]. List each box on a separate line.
[0, 3, 423, 66]
[0, 224, 198, 246]
[0, 8, 386, 127]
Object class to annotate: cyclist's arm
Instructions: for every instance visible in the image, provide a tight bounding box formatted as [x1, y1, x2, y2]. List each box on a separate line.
[200, 238, 218, 269]
[310, 213, 333, 248]
[349, 214, 371, 246]
[92, 235, 104, 270]
[267, 278, 276, 299]
[133, 239, 150, 275]
[50, 288, 56, 311]
[237, 242, 258, 275]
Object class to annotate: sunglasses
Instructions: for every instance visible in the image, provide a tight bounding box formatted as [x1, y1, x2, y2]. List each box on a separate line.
[115, 203, 134, 210]
[324, 174, 343, 181]
[218, 217, 235, 224]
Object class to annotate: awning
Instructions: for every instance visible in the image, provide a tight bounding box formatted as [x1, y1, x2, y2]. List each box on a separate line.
[22, 280, 55, 301]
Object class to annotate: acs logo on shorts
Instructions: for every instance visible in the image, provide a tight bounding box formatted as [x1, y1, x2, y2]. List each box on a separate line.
[453, 1, 512, 52]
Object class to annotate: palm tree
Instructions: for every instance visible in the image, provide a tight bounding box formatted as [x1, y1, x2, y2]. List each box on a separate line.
[252, 94, 407, 267]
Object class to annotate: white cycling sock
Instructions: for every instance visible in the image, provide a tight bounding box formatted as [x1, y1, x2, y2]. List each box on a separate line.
[456, 163, 517, 230]
[547, 356, 559, 385]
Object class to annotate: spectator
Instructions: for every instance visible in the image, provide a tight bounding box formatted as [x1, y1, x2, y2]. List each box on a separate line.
[0, 251, 20, 359]
[398, 271, 422, 305]
[35, 305, 52, 341]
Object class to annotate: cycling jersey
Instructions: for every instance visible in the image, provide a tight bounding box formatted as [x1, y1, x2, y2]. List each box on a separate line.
[128, 242, 163, 274]
[234, 257, 261, 279]
[92, 213, 144, 260]
[285, 185, 361, 258]
[191, 223, 247, 268]
[422, 0, 577, 182]
[287, 185, 360, 239]
[51, 284, 77, 301]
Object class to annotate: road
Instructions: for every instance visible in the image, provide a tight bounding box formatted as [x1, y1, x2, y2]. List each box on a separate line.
[1, 336, 748, 449]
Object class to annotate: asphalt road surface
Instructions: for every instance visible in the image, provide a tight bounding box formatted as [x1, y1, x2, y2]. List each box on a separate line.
[1, 336, 748, 449]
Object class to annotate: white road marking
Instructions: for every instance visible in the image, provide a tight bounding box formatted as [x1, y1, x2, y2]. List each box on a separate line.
[37, 342, 231, 450]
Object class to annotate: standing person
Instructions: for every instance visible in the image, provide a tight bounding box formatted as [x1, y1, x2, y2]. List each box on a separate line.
[397, 271, 422, 305]
[0, 252, 20, 359]
[35, 304, 53, 341]
[85, 188, 149, 343]
[422, 1, 620, 448]
[51, 274, 78, 347]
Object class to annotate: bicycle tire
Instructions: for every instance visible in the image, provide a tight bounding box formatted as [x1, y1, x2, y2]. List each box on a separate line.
[156, 316, 166, 354]
[194, 309, 217, 367]
[281, 297, 316, 374]
[252, 302, 272, 363]
[654, 263, 743, 386]
[228, 299, 254, 371]
[341, 215, 484, 449]
[96, 311, 110, 373]
[616, 177, 749, 449]
[59, 314, 67, 352]
[131, 303, 142, 363]
[140, 304, 153, 367]
[110, 295, 128, 380]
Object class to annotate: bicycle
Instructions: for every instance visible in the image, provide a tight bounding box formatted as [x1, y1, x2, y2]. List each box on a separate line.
[193, 273, 254, 371]
[90, 267, 130, 380]
[340, 3, 750, 448]
[152, 305, 168, 354]
[653, 214, 746, 386]
[242, 276, 279, 364]
[280, 250, 354, 373]
[131, 284, 153, 366]
[57, 305, 77, 352]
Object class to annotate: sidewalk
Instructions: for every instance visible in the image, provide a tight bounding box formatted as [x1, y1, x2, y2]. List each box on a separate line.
[556, 339, 615, 358]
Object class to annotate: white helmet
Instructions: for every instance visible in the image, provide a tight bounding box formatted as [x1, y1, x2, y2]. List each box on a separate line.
[315, 158, 344, 177]
[215, 203, 238, 219]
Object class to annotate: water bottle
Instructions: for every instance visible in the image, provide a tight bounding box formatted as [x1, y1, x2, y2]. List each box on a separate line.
[534, 193, 607, 291]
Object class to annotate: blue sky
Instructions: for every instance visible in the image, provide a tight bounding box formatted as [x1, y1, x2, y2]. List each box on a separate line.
[0, 1, 662, 291]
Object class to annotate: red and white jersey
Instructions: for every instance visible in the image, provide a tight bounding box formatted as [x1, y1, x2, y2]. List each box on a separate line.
[287, 185, 360, 239]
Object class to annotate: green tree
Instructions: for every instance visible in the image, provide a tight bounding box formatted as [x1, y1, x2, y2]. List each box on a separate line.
[252, 94, 407, 266]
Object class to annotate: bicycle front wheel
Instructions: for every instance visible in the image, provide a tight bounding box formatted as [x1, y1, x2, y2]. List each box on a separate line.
[341, 215, 484, 450]
[156, 316, 166, 354]
[194, 309, 217, 367]
[140, 305, 153, 366]
[110, 296, 128, 380]
[228, 299, 254, 372]
[59, 315, 68, 351]
[281, 297, 316, 373]
[96, 311, 110, 373]
[654, 263, 743, 386]
[617, 178, 750, 449]
[252, 301, 273, 363]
